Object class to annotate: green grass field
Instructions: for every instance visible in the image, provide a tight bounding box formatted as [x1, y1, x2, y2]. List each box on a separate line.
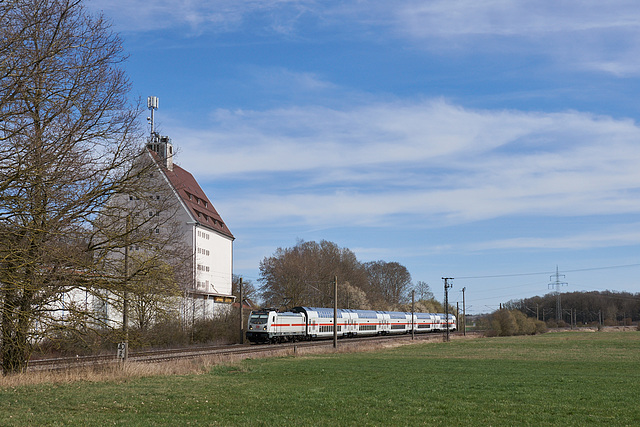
[1, 331, 639, 426]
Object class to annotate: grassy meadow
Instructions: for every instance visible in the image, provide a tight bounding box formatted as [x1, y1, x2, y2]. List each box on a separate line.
[1, 331, 639, 426]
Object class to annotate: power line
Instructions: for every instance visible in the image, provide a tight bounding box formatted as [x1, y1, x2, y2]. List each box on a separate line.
[562, 263, 640, 273]
[453, 262, 640, 280]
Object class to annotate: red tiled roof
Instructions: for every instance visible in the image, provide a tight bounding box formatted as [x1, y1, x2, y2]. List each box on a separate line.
[149, 149, 234, 240]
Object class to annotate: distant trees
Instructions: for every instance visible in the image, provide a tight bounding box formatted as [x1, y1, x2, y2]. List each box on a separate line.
[258, 240, 430, 312]
[0, 0, 151, 374]
[506, 290, 640, 326]
[363, 261, 412, 310]
[259, 240, 369, 309]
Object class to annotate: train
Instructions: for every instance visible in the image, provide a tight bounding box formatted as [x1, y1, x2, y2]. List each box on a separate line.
[246, 306, 456, 344]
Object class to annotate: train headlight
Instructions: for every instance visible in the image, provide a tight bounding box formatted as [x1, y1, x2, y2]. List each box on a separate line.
[249, 325, 252, 330]
[263, 326, 267, 330]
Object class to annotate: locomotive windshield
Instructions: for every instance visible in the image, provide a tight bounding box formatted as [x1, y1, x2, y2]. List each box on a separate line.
[250, 314, 268, 324]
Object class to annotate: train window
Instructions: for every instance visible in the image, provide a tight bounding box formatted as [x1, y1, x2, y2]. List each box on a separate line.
[250, 314, 268, 324]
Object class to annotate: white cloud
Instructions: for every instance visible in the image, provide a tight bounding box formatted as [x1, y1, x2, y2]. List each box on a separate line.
[469, 224, 640, 251]
[392, 0, 640, 75]
[395, 0, 640, 38]
[87, 0, 318, 33]
[89, 0, 640, 75]
[168, 99, 640, 232]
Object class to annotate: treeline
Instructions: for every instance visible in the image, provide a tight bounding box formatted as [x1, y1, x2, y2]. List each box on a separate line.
[504, 290, 640, 326]
[258, 240, 447, 312]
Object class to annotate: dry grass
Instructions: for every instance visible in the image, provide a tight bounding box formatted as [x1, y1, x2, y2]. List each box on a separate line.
[0, 333, 470, 388]
[0, 353, 255, 388]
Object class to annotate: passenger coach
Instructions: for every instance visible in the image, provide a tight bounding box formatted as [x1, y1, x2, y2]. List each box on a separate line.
[246, 306, 456, 344]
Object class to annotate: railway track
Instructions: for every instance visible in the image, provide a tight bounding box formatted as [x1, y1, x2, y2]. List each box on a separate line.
[27, 331, 479, 372]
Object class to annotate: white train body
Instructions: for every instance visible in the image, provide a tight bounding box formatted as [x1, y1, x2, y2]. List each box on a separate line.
[246, 306, 456, 344]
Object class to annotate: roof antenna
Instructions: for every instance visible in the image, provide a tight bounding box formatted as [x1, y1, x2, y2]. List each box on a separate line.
[147, 96, 159, 138]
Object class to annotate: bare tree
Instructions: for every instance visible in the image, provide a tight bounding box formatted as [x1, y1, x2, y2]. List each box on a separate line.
[341, 282, 370, 310]
[414, 280, 434, 301]
[232, 275, 259, 305]
[259, 240, 368, 309]
[0, 0, 143, 374]
[364, 261, 412, 309]
[91, 154, 195, 334]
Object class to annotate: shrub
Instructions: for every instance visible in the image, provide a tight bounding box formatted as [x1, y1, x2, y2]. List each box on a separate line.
[487, 309, 547, 337]
[489, 309, 516, 336]
[534, 320, 548, 334]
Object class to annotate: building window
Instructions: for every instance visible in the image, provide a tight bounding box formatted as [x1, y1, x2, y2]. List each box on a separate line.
[197, 248, 211, 256]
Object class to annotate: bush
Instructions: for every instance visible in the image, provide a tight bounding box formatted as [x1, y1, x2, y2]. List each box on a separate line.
[487, 309, 547, 337]
[32, 309, 248, 357]
[534, 320, 548, 334]
[139, 319, 189, 348]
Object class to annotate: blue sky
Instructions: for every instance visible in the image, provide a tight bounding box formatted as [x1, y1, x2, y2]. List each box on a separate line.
[88, 0, 640, 313]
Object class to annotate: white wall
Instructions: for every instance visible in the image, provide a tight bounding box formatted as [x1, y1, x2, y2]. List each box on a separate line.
[194, 226, 233, 296]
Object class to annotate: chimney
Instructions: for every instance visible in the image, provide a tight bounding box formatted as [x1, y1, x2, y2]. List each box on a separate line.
[147, 135, 174, 171]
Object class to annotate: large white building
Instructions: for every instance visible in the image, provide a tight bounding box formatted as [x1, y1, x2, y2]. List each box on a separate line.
[145, 134, 235, 319]
[48, 102, 235, 330]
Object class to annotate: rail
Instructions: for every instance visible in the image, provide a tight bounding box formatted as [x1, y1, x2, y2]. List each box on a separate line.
[27, 331, 480, 372]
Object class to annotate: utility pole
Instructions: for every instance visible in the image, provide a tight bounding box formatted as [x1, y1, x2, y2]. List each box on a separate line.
[411, 290, 415, 340]
[443, 278, 453, 342]
[239, 278, 244, 344]
[548, 266, 568, 322]
[333, 275, 338, 349]
[120, 215, 131, 362]
[461, 287, 466, 336]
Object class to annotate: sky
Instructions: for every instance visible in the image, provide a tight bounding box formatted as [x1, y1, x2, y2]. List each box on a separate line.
[87, 0, 640, 314]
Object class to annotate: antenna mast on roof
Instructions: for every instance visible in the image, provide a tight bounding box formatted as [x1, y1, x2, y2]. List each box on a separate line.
[147, 96, 159, 138]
